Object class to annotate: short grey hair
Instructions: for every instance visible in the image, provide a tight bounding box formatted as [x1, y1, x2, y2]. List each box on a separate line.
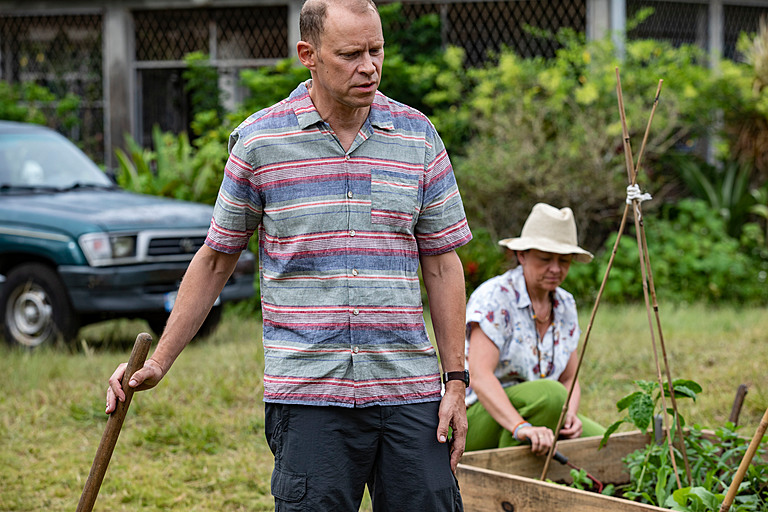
[299, 0, 379, 48]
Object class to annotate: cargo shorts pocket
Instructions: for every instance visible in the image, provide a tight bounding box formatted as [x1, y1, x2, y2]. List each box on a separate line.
[370, 168, 419, 229]
[271, 467, 307, 503]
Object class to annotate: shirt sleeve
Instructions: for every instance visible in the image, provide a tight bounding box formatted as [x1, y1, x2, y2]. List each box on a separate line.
[205, 130, 263, 254]
[414, 123, 472, 255]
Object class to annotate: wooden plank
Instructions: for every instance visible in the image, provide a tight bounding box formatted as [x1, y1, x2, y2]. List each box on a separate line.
[460, 430, 652, 485]
[457, 464, 668, 512]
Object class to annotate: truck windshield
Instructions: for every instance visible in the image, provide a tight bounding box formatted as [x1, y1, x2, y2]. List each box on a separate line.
[0, 132, 114, 190]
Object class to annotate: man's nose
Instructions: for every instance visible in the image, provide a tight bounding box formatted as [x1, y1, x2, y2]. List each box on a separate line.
[358, 53, 376, 75]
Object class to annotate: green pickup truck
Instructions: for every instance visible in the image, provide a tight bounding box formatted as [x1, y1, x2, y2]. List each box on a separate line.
[0, 121, 256, 348]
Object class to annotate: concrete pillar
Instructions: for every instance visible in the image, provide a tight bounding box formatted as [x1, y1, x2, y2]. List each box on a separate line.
[708, 0, 724, 166]
[611, 0, 626, 57]
[587, 0, 611, 41]
[709, 0, 723, 68]
[287, 0, 303, 59]
[103, 6, 133, 170]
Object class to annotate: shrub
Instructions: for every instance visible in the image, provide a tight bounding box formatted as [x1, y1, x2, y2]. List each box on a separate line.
[183, 52, 225, 123]
[567, 199, 768, 305]
[0, 80, 80, 128]
[115, 125, 223, 205]
[452, 29, 732, 251]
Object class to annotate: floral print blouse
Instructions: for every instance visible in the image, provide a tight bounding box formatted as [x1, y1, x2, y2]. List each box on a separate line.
[464, 266, 581, 407]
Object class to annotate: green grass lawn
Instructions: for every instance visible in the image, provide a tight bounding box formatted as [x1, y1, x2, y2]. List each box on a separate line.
[1, 304, 765, 511]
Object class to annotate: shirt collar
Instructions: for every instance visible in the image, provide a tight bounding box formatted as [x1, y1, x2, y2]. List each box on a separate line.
[509, 266, 532, 310]
[509, 265, 564, 314]
[293, 80, 395, 131]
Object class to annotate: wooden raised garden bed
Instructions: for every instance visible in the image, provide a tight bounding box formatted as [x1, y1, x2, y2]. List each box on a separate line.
[457, 430, 668, 512]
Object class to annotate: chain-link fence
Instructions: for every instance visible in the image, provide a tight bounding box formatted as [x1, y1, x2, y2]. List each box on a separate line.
[724, 4, 768, 58]
[2, 1, 768, 163]
[388, 0, 586, 64]
[629, 0, 768, 59]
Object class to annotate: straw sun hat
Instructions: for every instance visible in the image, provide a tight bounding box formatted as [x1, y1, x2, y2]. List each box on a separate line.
[498, 203, 594, 263]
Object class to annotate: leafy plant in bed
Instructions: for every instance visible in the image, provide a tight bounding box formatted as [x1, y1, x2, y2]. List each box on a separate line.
[583, 379, 768, 511]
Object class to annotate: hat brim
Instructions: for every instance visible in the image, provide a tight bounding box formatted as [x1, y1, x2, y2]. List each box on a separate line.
[498, 236, 593, 263]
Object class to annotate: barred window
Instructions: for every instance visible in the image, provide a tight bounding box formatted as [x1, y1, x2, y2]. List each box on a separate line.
[133, 6, 288, 62]
[0, 14, 103, 160]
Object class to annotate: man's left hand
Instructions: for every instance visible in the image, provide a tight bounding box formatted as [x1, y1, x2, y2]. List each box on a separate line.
[437, 381, 468, 472]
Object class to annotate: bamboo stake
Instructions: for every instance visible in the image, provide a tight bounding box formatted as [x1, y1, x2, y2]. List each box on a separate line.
[624, 72, 692, 483]
[540, 71, 663, 481]
[718, 406, 768, 512]
[615, 69, 683, 489]
[640, 215, 693, 482]
[629, 72, 692, 482]
[77, 332, 153, 512]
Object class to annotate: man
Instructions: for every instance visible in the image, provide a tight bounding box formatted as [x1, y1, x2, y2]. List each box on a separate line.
[106, 0, 472, 509]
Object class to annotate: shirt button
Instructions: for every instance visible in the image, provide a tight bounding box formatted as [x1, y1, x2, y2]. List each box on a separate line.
[352, 269, 359, 276]
[352, 346, 359, 354]
[345, 155, 350, 161]
[349, 229, 356, 237]
[352, 308, 359, 315]
[347, 190, 353, 199]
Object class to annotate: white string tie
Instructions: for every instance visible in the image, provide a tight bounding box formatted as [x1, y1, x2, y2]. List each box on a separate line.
[626, 184, 652, 204]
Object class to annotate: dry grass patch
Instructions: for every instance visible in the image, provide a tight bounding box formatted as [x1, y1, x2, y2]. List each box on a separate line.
[0, 304, 765, 511]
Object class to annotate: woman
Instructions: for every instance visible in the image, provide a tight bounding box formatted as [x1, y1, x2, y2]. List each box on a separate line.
[464, 203, 605, 454]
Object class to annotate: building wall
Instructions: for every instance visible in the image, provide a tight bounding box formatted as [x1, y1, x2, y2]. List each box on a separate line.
[0, 0, 300, 166]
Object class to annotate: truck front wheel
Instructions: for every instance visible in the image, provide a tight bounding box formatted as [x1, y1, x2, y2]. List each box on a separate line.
[1, 263, 79, 348]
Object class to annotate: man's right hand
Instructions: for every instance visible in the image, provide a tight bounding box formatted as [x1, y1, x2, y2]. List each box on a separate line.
[105, 358, 165, 414]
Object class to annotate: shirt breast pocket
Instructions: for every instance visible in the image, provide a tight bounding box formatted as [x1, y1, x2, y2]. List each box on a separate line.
[370, 167, 420, 230]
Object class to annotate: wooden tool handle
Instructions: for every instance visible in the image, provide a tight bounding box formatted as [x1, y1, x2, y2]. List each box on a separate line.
[76, 332, 153, 512]
[719, 406, 768, 512]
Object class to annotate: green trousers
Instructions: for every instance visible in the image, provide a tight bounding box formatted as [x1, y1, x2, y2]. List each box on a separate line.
[465, 379, 605, 452]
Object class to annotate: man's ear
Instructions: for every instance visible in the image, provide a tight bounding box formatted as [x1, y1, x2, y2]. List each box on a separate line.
[297, 41, 316, 69]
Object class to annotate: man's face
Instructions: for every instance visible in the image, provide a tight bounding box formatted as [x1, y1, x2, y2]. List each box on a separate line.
[305, 4, 384, 113]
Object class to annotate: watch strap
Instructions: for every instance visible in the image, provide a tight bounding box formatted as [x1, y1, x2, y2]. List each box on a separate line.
[443, 370, 470, 387]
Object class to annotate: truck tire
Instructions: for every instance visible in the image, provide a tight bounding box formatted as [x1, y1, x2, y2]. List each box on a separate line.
[1, 263, 79, 348]
[145, 305, 222, 341]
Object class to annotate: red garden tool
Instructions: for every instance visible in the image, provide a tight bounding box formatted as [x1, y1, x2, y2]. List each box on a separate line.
[553, 450, 604, 493]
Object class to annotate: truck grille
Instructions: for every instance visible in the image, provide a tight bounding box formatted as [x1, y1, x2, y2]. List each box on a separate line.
[148, 235, 206, 257]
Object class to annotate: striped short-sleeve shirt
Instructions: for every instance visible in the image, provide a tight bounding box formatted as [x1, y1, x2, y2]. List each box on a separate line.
[205, 81, 472, 407]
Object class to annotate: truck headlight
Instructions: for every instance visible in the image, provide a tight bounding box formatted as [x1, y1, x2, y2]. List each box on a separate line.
[79, 233, 137, 266]
[111, 235, 136, 258]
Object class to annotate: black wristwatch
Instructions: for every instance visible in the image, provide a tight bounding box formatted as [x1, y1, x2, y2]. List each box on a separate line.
[443, 370, 470, 388]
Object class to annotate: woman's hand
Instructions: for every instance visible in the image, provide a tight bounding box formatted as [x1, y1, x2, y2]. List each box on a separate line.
[518, 425, 555, 455]
[559, 411, 583, 439]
